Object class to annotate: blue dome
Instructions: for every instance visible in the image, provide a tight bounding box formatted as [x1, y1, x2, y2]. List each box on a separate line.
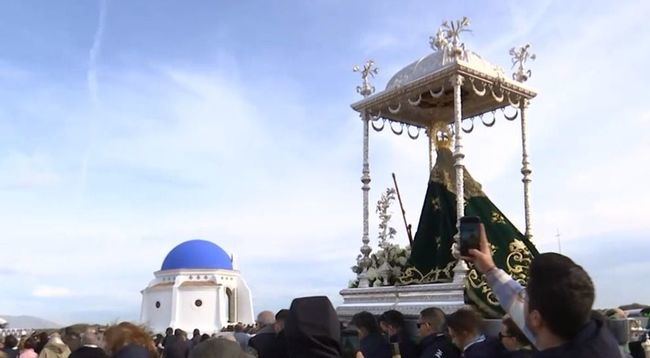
[161, 240, 233, 271]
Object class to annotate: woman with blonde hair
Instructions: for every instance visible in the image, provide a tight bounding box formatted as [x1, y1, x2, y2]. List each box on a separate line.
[103, 323, 157, 358]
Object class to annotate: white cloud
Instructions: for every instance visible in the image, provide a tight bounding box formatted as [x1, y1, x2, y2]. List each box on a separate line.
[32, 286, 72, 298]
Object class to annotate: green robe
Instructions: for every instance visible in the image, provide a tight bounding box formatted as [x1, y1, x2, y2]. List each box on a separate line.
[400, 147, 538, 317]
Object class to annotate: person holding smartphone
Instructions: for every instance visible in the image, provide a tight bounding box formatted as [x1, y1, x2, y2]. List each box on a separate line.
[460, 222, 619, 358]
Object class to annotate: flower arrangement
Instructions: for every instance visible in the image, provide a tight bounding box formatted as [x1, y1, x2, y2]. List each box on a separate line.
[349, 188, 411, 288]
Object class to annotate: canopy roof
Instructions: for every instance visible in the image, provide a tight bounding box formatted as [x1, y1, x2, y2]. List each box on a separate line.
[352, 40, 537, 128]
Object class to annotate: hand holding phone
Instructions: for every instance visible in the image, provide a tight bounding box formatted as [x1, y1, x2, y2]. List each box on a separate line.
[459, 216, 481, 257]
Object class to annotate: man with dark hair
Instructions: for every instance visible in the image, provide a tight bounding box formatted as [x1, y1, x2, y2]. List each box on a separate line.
[190, 329, 201, 350]
[464, 224, 620, 357]
[165, 329, 190, 358]
[269, 309, 290, 358]
[500, 316, 533, 357]
[417, 307, 459, 358]
[351, 311, 391, 358]
[446, 308, 503, 358]
[378, 310, 417, 358]
[2, 335, 18, 358]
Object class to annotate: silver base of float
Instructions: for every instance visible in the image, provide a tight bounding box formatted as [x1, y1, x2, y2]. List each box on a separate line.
[337, 282, 467, 321]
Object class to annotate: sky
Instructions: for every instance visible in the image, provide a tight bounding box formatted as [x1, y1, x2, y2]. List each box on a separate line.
[0, 0, 649, 326]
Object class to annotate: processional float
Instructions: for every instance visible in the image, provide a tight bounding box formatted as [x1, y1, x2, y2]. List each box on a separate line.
[338, 17, 539, 318]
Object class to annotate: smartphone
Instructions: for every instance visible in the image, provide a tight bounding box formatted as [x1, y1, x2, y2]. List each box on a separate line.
[459, 216, 481, 257]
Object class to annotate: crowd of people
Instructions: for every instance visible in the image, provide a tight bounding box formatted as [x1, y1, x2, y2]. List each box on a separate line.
[0, 227, 645, 358]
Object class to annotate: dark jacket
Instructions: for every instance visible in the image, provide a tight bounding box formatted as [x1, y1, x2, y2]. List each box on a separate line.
[359, 333, 390, 358]
[113, 345, 150, 358]
[389, 333, 417, 358]
[418, 334, 459, 358]
[164, 337, 190, 358]
[501, 349, 534, 358]
[248, 326, 277, 358]
[461, 336, 504, 358]
[3, 348, 19, 358]
[285, 296, 342, 358]
[70, 346, 109, 358]
[533, 318, 620, 358]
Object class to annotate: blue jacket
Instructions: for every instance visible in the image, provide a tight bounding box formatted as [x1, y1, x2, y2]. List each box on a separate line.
[418, 334, 459, 358]
[461, 336, 504, 358]
[360, 333, 391, 358]
[533, 318, 620, 358]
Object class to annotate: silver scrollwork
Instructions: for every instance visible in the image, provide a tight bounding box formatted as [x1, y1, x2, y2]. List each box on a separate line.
[503, 107, 518, 121]
[388, 103, 402, 114]
[408, 94, 422, 106]
[462, 118, 474, 133]
[407, 125, 420, 139]
[482, 111, 496, 127]
[490, 84, 504, 102]
[507, 92, 521, 107]
[469, 78, 487, 96]
[390, 121, 404, 135]
[430, 86, 445, 98]
[371, 118, 386, 131]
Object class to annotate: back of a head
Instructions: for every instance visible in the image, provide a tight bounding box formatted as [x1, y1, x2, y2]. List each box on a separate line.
[275, 309, 290, 323]
[378, 310, 405, 331]
[4, 335, 18, 349]
[285, 296, 342, 358]
[256, 311, 275, 327]
[104, 322, 157, 358]
[233, 324, 243, 333]
[502, 317, 531, 347]
[446, 308, 482, 336]
[420, 307, 447, 333]
[81, 328, 100, 346]
[190, 337, 251, 358]
[527, 253, 595, 340]
[24, 337, 38, 351]
[350, 312, 380, 335]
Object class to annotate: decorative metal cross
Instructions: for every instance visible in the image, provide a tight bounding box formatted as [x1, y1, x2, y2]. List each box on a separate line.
[510, 44, 536, 82]
[353, 60, 379, 97]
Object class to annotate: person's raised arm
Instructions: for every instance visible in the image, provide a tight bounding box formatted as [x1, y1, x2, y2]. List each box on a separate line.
[461, 224, 537, 347]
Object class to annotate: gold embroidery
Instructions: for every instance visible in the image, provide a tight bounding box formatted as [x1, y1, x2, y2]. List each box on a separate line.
[467, 267, 499, 305]
[398, 261, 455, 285]
[431, 198, 441, 211]
[491, 212, 506, 224]
[506, 239, 533, 284]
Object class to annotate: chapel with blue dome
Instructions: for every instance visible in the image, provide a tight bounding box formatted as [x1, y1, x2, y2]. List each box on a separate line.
[140, 239, 254, 333]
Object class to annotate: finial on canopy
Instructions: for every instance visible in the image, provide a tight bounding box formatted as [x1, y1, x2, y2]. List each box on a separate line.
[510, 44, 536, 82]
[353, 60, 379, 97]
[429, 17, 471, 64]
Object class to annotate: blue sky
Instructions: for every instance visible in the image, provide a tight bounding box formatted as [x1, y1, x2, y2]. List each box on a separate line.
[1, 0, 649, 325]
